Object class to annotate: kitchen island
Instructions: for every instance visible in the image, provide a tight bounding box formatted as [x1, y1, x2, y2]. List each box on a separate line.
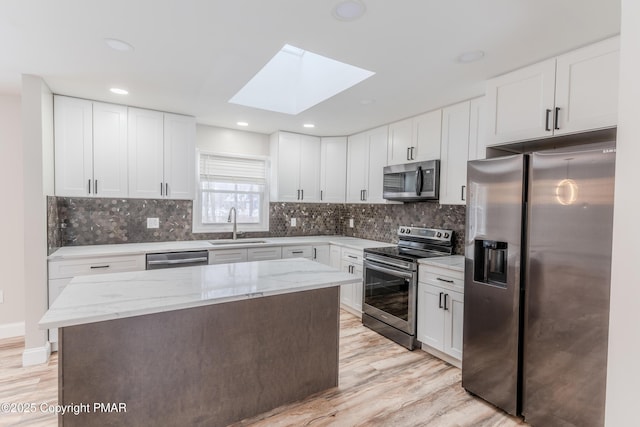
[39, 258, 359, 427]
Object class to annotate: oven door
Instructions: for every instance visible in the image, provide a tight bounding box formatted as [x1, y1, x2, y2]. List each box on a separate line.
[363, 259, 417, 334]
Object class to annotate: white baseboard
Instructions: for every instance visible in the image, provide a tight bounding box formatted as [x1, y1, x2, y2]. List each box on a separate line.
[0, 321, 25, 339]
[22, 341, 51, 367]
[420, 343, 462, 369]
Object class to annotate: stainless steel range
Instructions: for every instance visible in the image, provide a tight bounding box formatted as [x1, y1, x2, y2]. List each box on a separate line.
[363, 226, 454, 350]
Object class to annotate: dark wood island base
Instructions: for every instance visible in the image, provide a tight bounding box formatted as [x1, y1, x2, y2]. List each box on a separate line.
[58, 286, 340, 426]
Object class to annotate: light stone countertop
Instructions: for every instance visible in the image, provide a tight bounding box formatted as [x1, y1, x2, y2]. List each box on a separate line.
[418, 255, 465, 272]
[39, 258, 359, 329]
[48, 236, 394, 261]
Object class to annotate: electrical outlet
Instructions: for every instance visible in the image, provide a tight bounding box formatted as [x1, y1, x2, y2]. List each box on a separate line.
[349, 218, 354, 228]
[290, 218, 297, 227]
[0, 290, 4, 304]
[147, 218, 159, 229]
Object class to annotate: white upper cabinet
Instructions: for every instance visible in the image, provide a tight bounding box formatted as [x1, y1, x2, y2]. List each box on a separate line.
[346, 126, 388, 203]
[128, 108, 195, 200]
[467, 97, 486, 161]
[439, 100, 471, 205]
[270, 131, 321, 202]
[486, 36, 619, 145]
[320, 137, 347, 203]
[163, 113, 196, 199]
[387, 110, 442, 165]
[54, 96, 127, 198]
[554, 37, 620, 135]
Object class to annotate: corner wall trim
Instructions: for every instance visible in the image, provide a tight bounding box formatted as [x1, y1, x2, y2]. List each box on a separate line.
[0, 321, 25, 339]
[22, 341, 51, 367]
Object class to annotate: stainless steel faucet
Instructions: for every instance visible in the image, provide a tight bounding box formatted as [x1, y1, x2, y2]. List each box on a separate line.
[227, 207, 237, 240]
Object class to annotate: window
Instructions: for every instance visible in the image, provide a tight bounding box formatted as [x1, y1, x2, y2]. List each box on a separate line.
[192, 152, 269, 233]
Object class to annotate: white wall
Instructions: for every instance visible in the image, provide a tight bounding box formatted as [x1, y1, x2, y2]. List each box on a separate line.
[197, 124, 269, 156]
[0, 94, 25, 338]
[605, 1, 640, 424]
[21, 75, 53, 366]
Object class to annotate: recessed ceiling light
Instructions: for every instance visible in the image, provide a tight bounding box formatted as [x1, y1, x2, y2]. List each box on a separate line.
[457, 51, 485, 63]
[237, 121, 249, 126]
[332, 0, 366, 21]
[229, 44, 375, 115]
[303, 124, 315, 128]
[109, 87, 129, 95]
[104, 38, 134, 52]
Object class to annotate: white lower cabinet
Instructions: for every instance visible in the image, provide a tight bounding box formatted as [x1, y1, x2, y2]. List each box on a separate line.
[282, 245, 313, 259]
[417, 263, 464, 365]
[47, 254, 146, 350]
[247, 246, 282, 261]
[208, 249, 248, 264]
[340, 248, 364, 314]
[312, 245, 330, 265]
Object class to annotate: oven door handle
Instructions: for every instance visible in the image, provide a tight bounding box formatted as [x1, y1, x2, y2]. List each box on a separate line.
[364, 261, 414, 280]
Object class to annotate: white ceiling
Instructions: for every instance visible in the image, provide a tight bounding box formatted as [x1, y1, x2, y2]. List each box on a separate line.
[0, 0, 620, 137]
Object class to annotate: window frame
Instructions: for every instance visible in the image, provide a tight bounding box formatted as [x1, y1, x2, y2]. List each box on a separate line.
[192, 150, 270, 233]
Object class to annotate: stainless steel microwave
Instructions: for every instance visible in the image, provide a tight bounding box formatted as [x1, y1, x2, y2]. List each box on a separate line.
[382, 160, 440, 202]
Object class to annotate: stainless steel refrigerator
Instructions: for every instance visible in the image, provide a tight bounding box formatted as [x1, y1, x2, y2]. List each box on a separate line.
[462, 141, 615, 427]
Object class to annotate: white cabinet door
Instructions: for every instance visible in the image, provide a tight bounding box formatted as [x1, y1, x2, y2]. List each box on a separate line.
[92, 102, 128, 197]
[54, 96, 93, 197]
[298, 134, 321, 202]
[443, 290, 464, 360]
[312, 245, 330, 265]
[366, 126, 388, 203]
[282, 245, 313, 259]
[163, 113, 196, 200]
[247, 246, 282, 261]
[485, 58, 556, 145]
[208, 249, 248, 264]
[554, 37, 619, 136]
[417, 284, 445, 351]
[413, 109, 442, 162]
[440, 101, 471, 205]
[329, 245, 342, 269]
[467, 97, 486, 161]
[320, 137, 347, 203]
[346, 132, 369, 203]
[128, 108, 165, 199]
[387, 118, 413, 165]
[275, 132, 302, 202]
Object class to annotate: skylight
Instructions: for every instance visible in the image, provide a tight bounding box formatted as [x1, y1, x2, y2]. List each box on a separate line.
[229, 44, 375, 115]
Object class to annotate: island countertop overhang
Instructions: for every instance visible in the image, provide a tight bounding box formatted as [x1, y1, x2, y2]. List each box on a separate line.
[39, 258, 358, 329]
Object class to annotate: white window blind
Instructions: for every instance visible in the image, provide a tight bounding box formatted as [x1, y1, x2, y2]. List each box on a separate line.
[199, 154, 266, 184]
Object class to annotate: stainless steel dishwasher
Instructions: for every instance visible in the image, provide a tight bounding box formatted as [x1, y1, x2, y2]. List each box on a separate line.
[146, 251, 209, 270]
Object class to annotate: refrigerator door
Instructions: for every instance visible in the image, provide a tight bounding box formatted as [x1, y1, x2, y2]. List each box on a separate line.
[463, 154, 526, 416]
[523, 144, 615, 426]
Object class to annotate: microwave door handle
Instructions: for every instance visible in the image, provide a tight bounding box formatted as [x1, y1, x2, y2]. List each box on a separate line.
[415, 166, 423, 196]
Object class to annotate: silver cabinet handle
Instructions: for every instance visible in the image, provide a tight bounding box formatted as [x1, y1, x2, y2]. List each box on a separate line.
[297, 189, 300, 200]
[554, 107, 561, 130]
[291, 250, 304, 254]
[313, 248, 317, 259]
[410, 146, 415, 160]
[461, 185, 466, 201]
[90, 265, 110, 269]
[407, 147, 411, 160]
[437, 277, 455, 284]
[348, 255, 358, 259]
[363, 189, 367, 201]
[88, 179, 92, 194]
[160, 183, 164, 196]
[443, 294, 449, 311]
[165, 183, 169, 197]
[320, 190, 323, 201]
[301, 189, 304, 200]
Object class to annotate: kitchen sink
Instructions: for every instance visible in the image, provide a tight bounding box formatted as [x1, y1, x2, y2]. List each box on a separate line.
[208, 240, 268, 246]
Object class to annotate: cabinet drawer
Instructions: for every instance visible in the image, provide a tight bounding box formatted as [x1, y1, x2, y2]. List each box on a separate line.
[282, 245, 312, 259]
[247, 246, 282, 261]
[341, 248, 363, 264]
[209, 248, 248, 264]
[420, 269, 464, 292]
[48, 255, 146, 279]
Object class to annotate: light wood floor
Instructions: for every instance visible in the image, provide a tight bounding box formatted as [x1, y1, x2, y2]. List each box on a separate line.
[1, 311, 526, 426]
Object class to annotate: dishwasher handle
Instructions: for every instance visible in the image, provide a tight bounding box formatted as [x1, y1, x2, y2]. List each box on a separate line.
[147, 257, 208, 266]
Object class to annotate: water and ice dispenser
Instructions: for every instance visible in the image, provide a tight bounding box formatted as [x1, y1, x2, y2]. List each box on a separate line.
[474, 240, 508, 288]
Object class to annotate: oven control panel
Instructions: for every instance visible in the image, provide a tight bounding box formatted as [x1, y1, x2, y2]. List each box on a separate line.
[397, 226, 453, 242]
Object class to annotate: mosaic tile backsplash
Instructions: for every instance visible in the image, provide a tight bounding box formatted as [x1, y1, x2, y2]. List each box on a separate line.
[49, 198, 466, 254]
